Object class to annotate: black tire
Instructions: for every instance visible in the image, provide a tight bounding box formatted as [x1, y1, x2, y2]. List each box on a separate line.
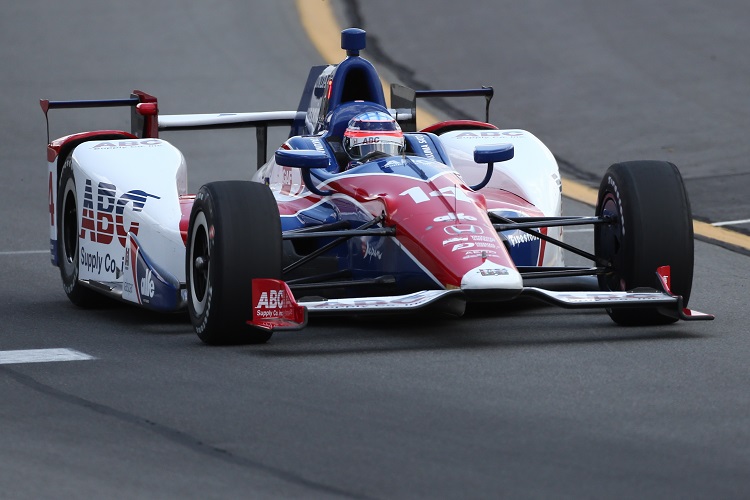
[186, 181, 282, 345]
[57, 157, 105, 307]
[595, 161, 694, 326]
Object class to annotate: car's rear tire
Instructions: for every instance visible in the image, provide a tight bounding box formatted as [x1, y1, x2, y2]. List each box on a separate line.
[57, 156, 106, 307]
[186, 181, 281, 344]
[595, 161, 694, 326]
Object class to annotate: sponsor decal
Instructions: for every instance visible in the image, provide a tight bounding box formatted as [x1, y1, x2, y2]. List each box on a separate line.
[434, 213, 477, 222]
[282, 168, 293, 186]
[140, 269, 155, 299]
[306, 291, 446, 310]
[48, 172, 55, 225]
[415, 134, 436, 160]
[451, 241, 497, 252]
[92, 139, 162, 149]
[249, 278, 306, 330]
[121, 235, 180, 310]
[479, 268, 509, 277]
[455, 131, 524, 139]
[122, 239, 137, 298]
[470, 235, 496, 243]
[79, 247, 121, 275]
[79, 179, 160, 247]
[551, 292, 668, 303]
[552, 172, 562, 192]
[309, 137, 326, 153]
[280, 166, 302, 197]
[254, 288, 295, 319]
[506, 232, 538, 247]
[308, 67, 334, 132]
[444, 224, 484, 235]
[462, 249, 499, 260]
[363, 242, 383, 260]
[350, 136, 381, 146]
[607, 175, 625, 236]
[442, 237, 468, 246]
[452, 242, 474, 252]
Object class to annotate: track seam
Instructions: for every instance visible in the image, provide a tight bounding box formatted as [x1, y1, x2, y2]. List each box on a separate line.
[3, 367, 367, 498]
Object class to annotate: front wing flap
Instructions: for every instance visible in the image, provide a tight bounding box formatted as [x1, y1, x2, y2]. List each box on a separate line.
[301, 290, 466, 316]
[521, 266, 714, 321]
[521, 288, 713, 320]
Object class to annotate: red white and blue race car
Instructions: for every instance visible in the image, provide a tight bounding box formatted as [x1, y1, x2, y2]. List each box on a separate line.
[42, 28, 712, 344]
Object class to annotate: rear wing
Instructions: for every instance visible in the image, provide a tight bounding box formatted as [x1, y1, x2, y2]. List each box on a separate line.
[40, 90, 306, 169]
[390, 84, 494, 132]
[41, 90, 160, 144]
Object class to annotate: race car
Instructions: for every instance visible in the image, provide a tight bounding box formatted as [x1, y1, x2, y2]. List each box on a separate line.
[41, 28, 712, 344]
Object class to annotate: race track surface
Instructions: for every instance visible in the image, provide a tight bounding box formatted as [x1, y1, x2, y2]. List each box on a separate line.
[1, 1, 749, 498]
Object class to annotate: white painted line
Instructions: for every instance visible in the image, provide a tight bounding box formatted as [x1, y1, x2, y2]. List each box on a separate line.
[712, 219, 750, 227]
[0, 348, 94, 365]
[0, 250, 48, 256]
[564, 228, 594, 233]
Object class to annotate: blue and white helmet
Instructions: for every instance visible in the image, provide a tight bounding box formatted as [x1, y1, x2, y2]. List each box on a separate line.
[343, 111, 404, 161]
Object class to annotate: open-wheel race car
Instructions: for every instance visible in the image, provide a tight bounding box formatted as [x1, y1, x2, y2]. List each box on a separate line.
[42, 28, 713, 344]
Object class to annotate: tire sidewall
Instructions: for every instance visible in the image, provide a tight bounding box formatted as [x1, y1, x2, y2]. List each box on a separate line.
[57, 157, 102, 306]
[58, 161, 79, 294]
[187, 190, 218, 338]
[595, 161, 694, 325]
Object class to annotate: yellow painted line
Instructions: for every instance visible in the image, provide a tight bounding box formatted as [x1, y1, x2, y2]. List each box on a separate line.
[561, 180, 598, 206]
[694, 220, 750, 248]
[296, 0, 341, 61]
[295, 0, 750, 251]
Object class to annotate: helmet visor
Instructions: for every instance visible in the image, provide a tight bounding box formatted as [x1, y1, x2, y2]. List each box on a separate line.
[345, 132, 404, 160]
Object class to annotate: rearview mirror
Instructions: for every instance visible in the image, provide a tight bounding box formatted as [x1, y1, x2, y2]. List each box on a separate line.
[274, 149, 333, 196]
[274, 149, 330, 170]
[473, 144, 514, 164]
[469, 144, 514, 191]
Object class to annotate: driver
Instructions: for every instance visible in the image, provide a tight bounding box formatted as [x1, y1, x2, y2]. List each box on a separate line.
[343, 110, 404, 168]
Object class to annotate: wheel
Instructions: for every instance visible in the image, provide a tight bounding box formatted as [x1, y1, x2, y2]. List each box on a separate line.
[57, 156, 105, 307]
[186, 181, 282, 344]
[595, 161, 694, 325]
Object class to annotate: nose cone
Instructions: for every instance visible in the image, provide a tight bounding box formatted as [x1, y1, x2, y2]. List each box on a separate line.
[461, 260, 523, 300]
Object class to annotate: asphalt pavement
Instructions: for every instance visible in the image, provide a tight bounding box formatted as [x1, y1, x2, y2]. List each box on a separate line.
[1, 1, 748, 498]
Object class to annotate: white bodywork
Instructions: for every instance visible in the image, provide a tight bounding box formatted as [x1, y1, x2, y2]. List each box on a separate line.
[440, 129, 564, 267]
[51, 138, 187, 290]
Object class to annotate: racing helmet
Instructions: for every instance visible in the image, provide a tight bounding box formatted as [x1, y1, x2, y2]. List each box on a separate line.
[343, 110, 404, 161]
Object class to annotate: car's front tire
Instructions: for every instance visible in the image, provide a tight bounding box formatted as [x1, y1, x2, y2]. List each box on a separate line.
[595, 161, 694, 326]
[186, 181, 282, 344]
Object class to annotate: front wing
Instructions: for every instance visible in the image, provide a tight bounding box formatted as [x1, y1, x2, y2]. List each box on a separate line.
[247, 266, 713, 332]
